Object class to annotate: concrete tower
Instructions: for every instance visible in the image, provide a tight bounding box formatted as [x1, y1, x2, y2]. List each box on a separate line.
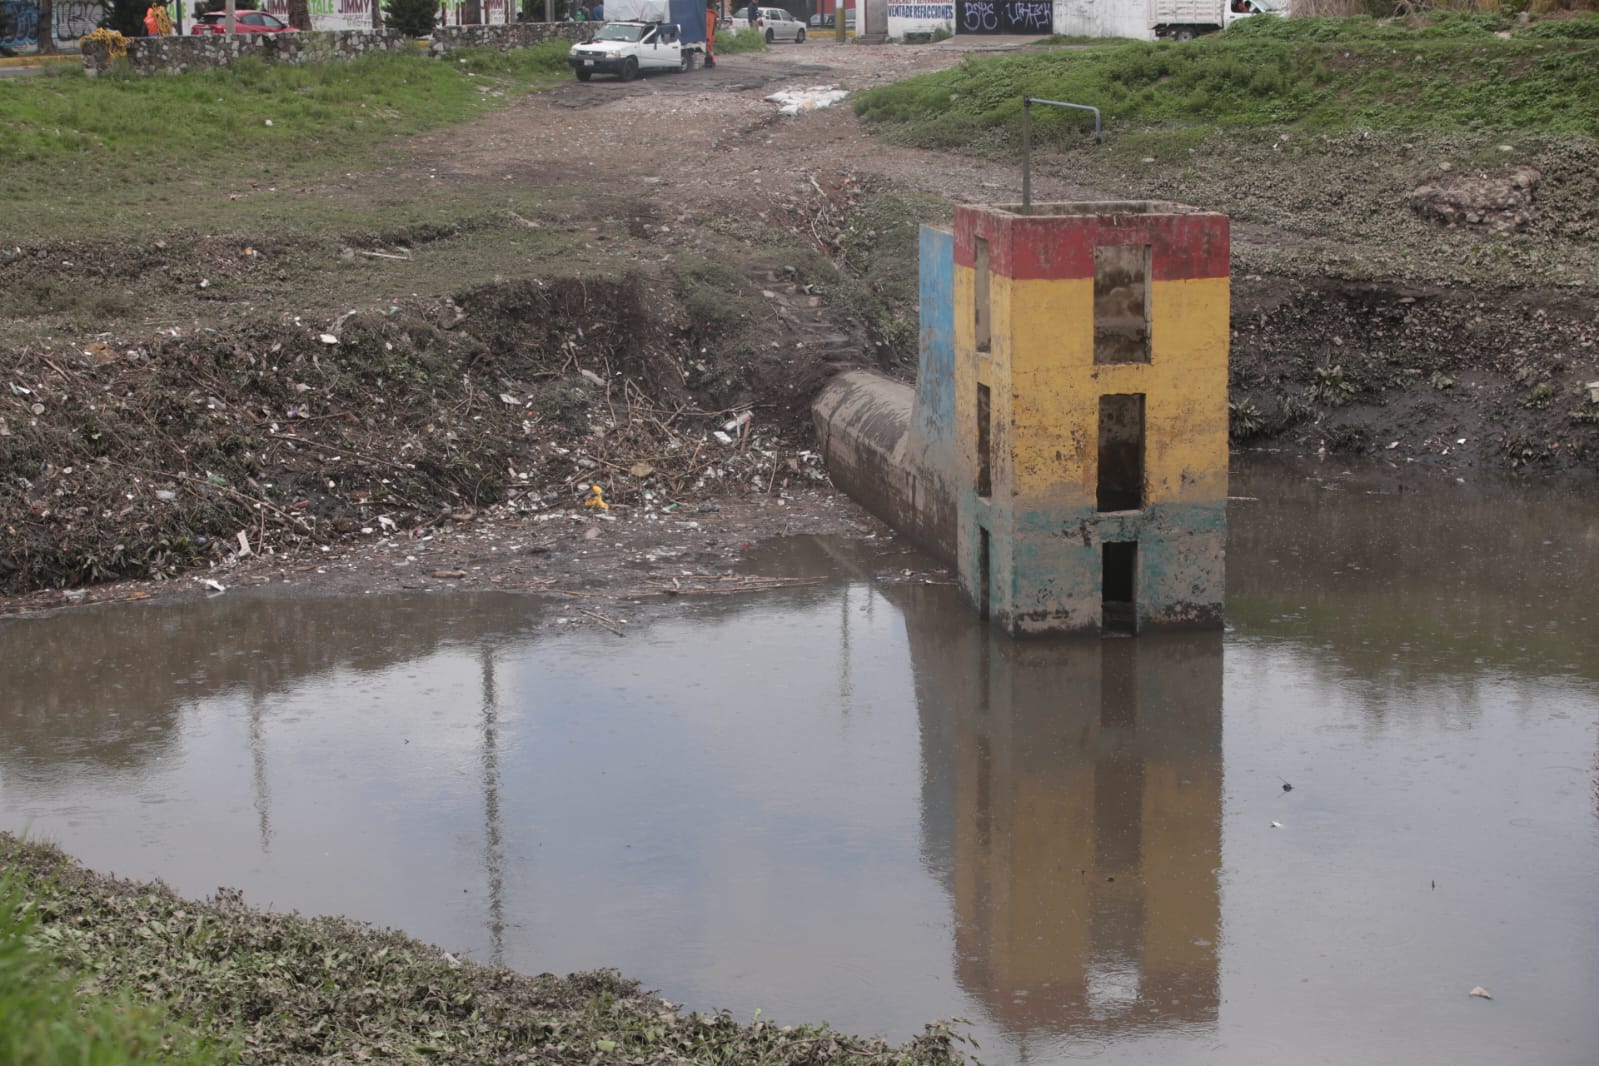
[952, 201, 1230, 636]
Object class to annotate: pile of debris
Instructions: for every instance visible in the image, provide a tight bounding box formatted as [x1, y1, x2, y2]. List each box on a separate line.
[0, 272, 830, 595]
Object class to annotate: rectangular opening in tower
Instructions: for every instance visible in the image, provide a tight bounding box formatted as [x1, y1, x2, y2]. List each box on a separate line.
[976, 383, 992, 498]
[1093, 244, 1151, 365]
[974, 236, 991, 354]
[1102, 541, 1137, 637]
[978, 527, 992, 621]
[1097, 393, 1145, 512]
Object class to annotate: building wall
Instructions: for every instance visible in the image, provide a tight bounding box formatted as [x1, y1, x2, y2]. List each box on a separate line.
[950, 202, 1229, 636]
[886, 0, 954, 37]
[1054, 0, 1155, 40]
[0, 0, 101, 49]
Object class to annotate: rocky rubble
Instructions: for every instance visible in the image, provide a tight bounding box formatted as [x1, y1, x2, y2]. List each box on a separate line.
[1408, 164, 1541, 234]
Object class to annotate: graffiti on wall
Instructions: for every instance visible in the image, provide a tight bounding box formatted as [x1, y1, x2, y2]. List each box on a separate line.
[886, 2, 953, 18]
[954, 0, 1051, 34]
[56, 0, 101, 36]
[1, 0, 106, 47]
[1, 0, 41, 47]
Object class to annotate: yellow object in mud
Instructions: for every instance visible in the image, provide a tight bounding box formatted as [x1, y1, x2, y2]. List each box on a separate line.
[584, 486, 608, 511]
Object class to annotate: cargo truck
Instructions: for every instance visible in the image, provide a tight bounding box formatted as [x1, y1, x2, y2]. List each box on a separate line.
[1150, 0, 1286, 41]
[568, 0, 708, 81]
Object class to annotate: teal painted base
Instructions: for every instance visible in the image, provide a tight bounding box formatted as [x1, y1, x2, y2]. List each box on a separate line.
[958, 499, 1227, 637]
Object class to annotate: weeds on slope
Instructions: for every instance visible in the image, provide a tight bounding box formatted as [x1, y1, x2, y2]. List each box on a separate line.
[0, 867, 224, 1066]
[2, 834, 974, 1066]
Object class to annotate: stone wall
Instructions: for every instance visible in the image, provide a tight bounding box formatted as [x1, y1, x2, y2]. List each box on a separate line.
[81, 29, 410, 77]
[78, 23, 590, 76]
[429, 21, 595, 56]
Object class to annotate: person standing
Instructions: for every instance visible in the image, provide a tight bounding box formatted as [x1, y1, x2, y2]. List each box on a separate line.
[704, 1, 717, 66]
[746, 0, 759, 26]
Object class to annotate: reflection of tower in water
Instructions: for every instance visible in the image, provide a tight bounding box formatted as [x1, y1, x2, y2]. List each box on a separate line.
[904, 593, 1223, 1041]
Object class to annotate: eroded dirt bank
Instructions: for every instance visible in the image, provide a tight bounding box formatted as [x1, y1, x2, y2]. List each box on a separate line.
[3, 38, 1596, 611]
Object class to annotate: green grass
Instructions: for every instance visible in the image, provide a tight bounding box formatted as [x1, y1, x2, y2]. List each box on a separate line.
[0, 44, 572, 235]
[716, 26, 769, 54]
[853, 14, 1599, 151]
[0, 876, 225, 1066]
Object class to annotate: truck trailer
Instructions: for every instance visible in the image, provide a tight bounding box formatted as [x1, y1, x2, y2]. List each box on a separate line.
[568, 0, 709, 81]
[1150, 0, 1285, 41]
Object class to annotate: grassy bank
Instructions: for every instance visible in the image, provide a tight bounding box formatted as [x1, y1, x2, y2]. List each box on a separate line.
[0, 834, 971, 1065]
[854, 14, 1599, 289]
[0, 44, 571, 239]
[1, 877, 222, 1065]
[855, 14, 1599, 151]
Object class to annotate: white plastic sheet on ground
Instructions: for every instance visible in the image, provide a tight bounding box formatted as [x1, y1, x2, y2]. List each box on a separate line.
[764, 85, 850, 116]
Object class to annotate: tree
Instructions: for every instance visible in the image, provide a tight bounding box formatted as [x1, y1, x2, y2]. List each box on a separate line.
[37, 0, 56, 54]
[287, 0, 311, 29]
[384, 0, 436, 36]
[107, 0, 147, 35]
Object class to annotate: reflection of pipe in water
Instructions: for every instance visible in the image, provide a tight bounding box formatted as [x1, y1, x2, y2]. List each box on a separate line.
[902, 589, 1223, 1041]
[479, 647, 507, 968]
[249, 694, 272, 853]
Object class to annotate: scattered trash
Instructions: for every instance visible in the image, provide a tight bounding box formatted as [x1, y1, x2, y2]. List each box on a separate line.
[1469, 986, 1493, 1000]
[723, 411, 753, 433]
[629, 462, 655, 478]
[318, 333, 339, 345]
[584, 486, 609, 511]
[235, 531, 252, 557]
[579, 368, 606, 387]
[764, 85, 850, 115]
[713, 430, 734, 446]
[431, 569, 468, 579]
[1270, 821, 1284, 829]
[203, 579, 226, 593]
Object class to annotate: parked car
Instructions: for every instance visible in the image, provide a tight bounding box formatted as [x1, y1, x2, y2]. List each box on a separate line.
[189, 10, 297, 34]
[807, 9, 854, 28]
[757, 7, 805, 42]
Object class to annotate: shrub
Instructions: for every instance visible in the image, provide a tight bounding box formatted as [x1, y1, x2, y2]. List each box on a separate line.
[384, 0, 436, 38]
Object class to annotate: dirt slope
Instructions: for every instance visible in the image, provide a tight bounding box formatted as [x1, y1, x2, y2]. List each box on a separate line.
[3, 37, 1595, 608]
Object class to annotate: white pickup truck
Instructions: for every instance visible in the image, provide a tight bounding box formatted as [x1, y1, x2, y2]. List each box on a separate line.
[567, 0, 708, 82]
[1150, 0, 1286, 41]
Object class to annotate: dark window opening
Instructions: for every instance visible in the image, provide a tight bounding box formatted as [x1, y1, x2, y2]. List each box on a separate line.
[1093, 245, 1151, 365]
[1097, 393, 1145, 512]
[976, 383, 992, 498]
[1102, 541, 1137, 637]
[974, 236, 991, 354]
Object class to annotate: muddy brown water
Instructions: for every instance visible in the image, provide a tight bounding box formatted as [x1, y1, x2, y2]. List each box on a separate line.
[4, 457, 1598, 1064]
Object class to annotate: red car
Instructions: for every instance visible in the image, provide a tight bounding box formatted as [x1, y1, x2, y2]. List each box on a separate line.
[189, 10, 298, 34]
